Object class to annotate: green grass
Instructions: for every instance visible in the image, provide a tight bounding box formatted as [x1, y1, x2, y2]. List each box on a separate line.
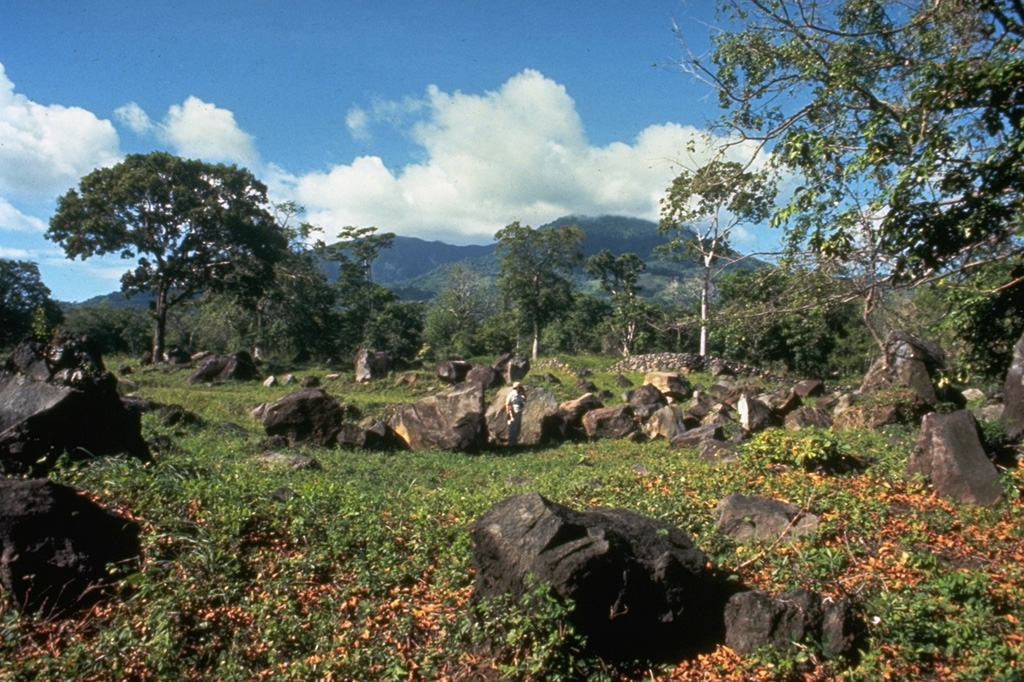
[2, 357, 1023, 681]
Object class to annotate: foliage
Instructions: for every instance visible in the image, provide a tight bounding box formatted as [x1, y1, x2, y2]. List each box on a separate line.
[585, 250, 649, 356]
[541, 293, 613, 356]
[0, 259, 63, 349]
[693, 0, 1024, 294]
[495, 221, 584, 359]
[423, 264, 499, 358]
[713, 265, 873, 378]
[46, 152, 289, 362]
[60, 301, 152, 357]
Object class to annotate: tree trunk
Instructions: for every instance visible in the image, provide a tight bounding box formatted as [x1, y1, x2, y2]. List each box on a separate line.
[699, 281, 708, 357]
[152, 287, 167, 364]
[532, 321, 540, 360]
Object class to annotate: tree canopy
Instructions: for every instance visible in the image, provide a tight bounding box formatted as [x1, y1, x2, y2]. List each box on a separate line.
[47, 152, 288, 362]
[494, 221, 584, 359]
[687, 0, 1024, 289]
[0, 259, 62, 349]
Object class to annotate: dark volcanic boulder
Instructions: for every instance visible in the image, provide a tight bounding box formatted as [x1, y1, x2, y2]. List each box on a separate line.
[465, 364, 502, 389]
[0, 479, 141, 616]
[492, 353, 530, 383]
[646, 405, 687, 441]
[261, 388, 344, 447]
[187, 351, 258, 385]
[471, 492, 728, 661]
[1002, 330, 1024, 440]
[724, 589, 863, 661]
[630, 383, 668, 421]
[908, 410, 1002, 506]
[354, 349, 391, 382]
[0, 335, 151, 475]
[436, 360, 472, 384]
[389, 381, 487, 451]
[582, 404, 639, 440]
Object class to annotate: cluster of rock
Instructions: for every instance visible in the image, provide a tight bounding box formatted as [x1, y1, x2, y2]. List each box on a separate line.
[471, 492, 863, 664]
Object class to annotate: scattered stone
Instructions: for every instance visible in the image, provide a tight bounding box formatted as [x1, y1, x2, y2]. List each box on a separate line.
[582, 404, 640, 440]
[389, 381, 487, 451]
[492, 353, 530, 383]
[630, 383, 668, 421]
[908, 410, 1002, 506]
[354, 349, 391, 383]
[486, 386, 562, 447]
[470, 492, 727, 661]
[1002, 330, 1024, 440]
[157, 404, 203, 428]
[261, 388, 344, 447]
[254, 452, 322, 471]
[671, 424, 726, 450]
[466, 364, 502, 389]
[860, 331, 948, 406]
[300, 375, 320, 388]
[793, 380, 825, 398]
[270, 487, 298, 502]
[0, 335, 151, 474]
[699, 439, 739, 464]
[724, 589, 863, 661]
[0, 479, 141, 616]
[644, 372, 693, 401]
[614, 374, 633, 388]
[436, 360, 472, 384]
[263, 375, 277, 387]
[188, 351, 258, 385]
[961, 388, 986, 404]
[715, 494, 818, 543]
[281, 373, 296, 386]
[646, 405, 687, 441]
[737, 394, 777, 433]
[784, 406, 834, 431]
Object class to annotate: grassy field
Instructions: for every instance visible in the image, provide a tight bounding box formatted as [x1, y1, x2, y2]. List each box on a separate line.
[1, 359, 1022, 681]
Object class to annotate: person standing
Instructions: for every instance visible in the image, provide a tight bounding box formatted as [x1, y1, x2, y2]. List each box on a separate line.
[504, 382, 526, 448]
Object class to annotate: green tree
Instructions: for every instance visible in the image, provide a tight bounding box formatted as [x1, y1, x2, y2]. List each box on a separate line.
[47, 152, 288, 362]
[687, 0, 1024, 296]
[423, 263, 498, 358]
[494, 221, 584, 359]
[584, 249, 648, 356]
[659, 157, 775, 356]
[0, 259, 63, 349]
[60, 302, 152, 357]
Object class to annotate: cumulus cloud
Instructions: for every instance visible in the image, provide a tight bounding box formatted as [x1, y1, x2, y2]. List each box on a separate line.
[0, 245, 32, 259]
[0, 62, 121, 203]
[290, 69, 748, 242]
[114, 102, 154, 134]
[114, 96, 260, 168]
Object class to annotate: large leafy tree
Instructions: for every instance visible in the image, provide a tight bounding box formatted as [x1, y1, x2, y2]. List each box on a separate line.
[687, 0, 1024, 295]
[494, 221, 584, 359]
[47, 152, 288, 362]
[659, 158, 774, 355]
[424, 263, 498, 358]
[0, 259, 63, 349]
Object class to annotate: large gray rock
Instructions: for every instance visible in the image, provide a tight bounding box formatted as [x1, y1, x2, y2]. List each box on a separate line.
[724, 589, 862, 661]
[187, 351, 258, 385]
[471, 492, 726, 661]
[0, 479, 141, 616]
[354, 349, 391, 382]
[1002, 330, 1024, 439]
[485, 386, 562, 447]
[0, 335, 151, 475]
[737, 394, 777, 433]
[908, 410, 1002, 506]
[644, 372, 693, 401]
[261, 388, 344, 447]
[860, 331, 947, 405]
[715, 494, 818, 543]
[582, 404, 640, 440]
[646, 405, 687, 441]
[389, 381, 486, 451]
[492, 353, 530, 383]
[436, 360, 472, 384]
[629, 383, 668, 421]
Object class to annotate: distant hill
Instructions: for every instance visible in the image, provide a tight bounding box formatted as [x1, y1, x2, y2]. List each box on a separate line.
[72, 215, 762, 307]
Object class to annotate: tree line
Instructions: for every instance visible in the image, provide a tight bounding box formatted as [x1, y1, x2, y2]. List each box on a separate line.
[3, 0, 1024, 384]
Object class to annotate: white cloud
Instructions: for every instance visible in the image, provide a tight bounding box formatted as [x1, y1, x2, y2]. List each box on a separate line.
[114, 102, 154, 134]
[346, 106, 370, 140]
[289, 69, 741, 242]
[160, 96, 260, 167]
[0, 246, 32, 259]
[0, 197, 47, 233]
[0, 62, 121, 203]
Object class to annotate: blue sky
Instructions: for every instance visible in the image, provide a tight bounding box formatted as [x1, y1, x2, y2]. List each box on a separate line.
[0, 1, 770, 302]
